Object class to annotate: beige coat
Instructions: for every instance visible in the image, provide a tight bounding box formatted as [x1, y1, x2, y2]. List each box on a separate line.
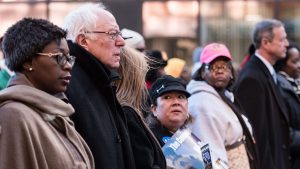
[0, 74, 94, 169]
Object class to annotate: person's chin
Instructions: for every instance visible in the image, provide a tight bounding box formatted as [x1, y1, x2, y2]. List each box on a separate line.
[58, 85, 68, 93]
[280, 53, 287, 58]
[215, 81, 227, 88]
[56, 83, 69, 93]
[110, 63, 120, 69]
[171, 117, 185, 123]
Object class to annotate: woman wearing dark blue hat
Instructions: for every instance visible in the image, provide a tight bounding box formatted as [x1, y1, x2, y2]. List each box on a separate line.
[147, 75, 191, 146]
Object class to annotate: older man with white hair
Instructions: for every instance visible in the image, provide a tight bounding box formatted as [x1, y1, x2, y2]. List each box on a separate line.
[63, 3, 135, 169]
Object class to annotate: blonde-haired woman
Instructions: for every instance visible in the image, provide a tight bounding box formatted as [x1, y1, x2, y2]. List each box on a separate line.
[115, 46, 166, 169]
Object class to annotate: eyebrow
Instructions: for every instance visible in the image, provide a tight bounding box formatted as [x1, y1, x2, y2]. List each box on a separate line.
[59, 49, 69, 54]
[107, 29, 120, 32]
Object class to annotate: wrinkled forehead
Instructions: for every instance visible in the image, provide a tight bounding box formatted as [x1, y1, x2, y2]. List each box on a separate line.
[96, 10, 119, 30]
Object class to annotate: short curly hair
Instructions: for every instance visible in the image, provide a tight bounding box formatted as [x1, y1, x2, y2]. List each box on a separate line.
[2, 17, 67, 71]
[274, 42, 300, 72]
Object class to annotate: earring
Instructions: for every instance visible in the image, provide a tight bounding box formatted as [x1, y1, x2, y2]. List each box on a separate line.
[29, 67, 33, 71]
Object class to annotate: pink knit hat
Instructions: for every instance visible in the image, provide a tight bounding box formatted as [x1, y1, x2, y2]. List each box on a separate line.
[200, 43, 232, 64]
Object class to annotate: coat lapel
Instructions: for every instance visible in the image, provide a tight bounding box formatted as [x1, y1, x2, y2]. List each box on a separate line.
[252, 56, 289, 123]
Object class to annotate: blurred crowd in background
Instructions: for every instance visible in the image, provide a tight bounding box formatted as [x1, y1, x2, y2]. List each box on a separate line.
[1, 2, 300, 169]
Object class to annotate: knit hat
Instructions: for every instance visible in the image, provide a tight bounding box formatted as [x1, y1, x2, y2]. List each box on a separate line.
[165, 58, 186, 78]
[149, 75, 190, 103]
[200, 43, 232, 64]
[121, 28, 145, 50]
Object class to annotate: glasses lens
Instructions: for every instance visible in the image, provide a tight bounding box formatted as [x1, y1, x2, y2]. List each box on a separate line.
[68, 56, 76, 66]
[116, 31, 122, 39]
[210, 64, 230, 72]
[56, 53, 67, 66]
[56, 53, 75, 66]
[109, 31, 121, 40]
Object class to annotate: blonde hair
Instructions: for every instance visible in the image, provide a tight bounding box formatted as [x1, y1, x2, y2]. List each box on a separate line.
[115, 46, 149, 116]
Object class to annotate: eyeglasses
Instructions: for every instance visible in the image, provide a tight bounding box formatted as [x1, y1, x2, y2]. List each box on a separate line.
[204, 63, 231, 72]
[36, 52, 76, 66]
[85, 30, 122, 40]
[136, 48, 145, 52]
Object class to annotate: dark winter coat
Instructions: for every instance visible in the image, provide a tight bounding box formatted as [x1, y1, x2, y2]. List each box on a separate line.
[66, 41, 135, 169]
[277, 73, 300, 169]
[234, 55, 290, 169]
[123, 106, 166, 169]
[148, 116, 173, 147]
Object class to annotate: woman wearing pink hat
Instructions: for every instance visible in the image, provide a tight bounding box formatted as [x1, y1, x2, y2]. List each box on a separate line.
[187, 43, 258, 169]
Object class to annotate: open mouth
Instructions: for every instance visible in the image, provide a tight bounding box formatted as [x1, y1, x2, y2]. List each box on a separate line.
[171, 109, 182, 114]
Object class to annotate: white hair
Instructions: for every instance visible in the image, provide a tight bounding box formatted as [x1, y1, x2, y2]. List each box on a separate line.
[62, 3, 107, 42]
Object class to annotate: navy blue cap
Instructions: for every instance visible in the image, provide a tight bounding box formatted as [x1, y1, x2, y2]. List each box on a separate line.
[149, 75, 191, 103]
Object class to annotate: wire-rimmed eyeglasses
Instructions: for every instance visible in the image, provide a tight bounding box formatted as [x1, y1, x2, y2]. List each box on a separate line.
[85, 30, 122, 40]
[36, 52, 76, 66]
[204, 63, 231, 73]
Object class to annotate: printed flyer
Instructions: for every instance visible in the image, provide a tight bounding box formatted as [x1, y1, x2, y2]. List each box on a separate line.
[162, 127, 212, 169]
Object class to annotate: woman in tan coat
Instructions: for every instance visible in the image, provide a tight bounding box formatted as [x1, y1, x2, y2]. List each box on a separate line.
[0, 18, 94, 169]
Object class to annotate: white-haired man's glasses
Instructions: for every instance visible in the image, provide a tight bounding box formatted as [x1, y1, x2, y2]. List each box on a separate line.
[85, 30, 123, 40]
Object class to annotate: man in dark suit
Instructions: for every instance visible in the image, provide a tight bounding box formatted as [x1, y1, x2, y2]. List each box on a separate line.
[234, 19, 290, 169]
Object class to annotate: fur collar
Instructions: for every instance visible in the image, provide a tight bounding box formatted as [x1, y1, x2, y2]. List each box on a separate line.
[0, 73, 74, 118]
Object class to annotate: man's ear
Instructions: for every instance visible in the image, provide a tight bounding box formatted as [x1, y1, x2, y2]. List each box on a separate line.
[76, 34, 88, 50]
[262, 37, 270, 46]
[151, 104, 158, 117]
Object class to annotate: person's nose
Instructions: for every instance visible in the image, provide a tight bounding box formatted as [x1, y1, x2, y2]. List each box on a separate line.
[285, 39, 289, 47]
[172, 97, 182, 105]
[214, 66, 225, 74]
[215, 67, 223, 73]
[296, 61, 300, 69]
[115, 34, 125, 47]
[62, 61, 72, 71]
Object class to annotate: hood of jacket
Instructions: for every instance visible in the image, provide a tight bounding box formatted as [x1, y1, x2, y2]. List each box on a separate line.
[277, 72, 295, 92]
[0, 73, 74, 117]
[187, 80, 234, 102]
